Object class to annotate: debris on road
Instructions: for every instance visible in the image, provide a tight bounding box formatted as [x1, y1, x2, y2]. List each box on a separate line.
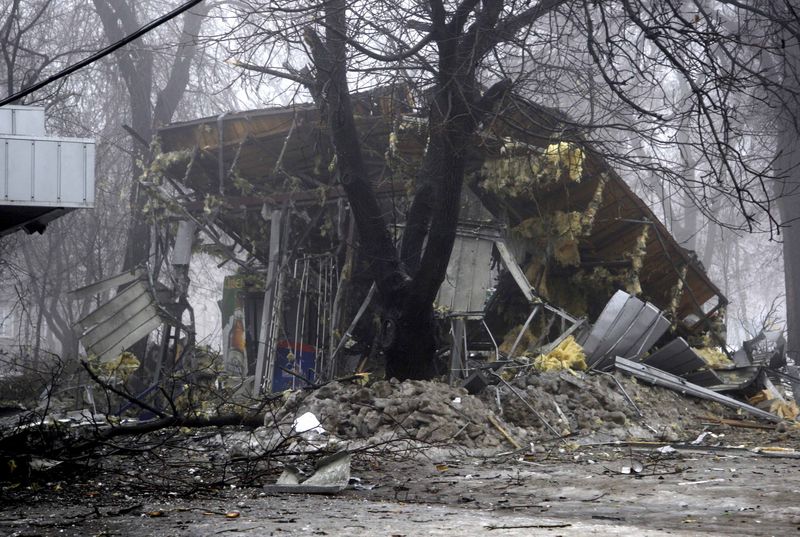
[264, 451, 351, 494]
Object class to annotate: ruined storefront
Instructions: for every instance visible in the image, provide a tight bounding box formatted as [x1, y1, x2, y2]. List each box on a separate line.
[137, 89, 730, 397]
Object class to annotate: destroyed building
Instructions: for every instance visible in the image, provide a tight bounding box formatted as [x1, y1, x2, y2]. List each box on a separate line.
[76, 88, 725, 392]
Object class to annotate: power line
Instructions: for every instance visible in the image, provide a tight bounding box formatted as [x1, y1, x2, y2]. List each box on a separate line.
[0, 0, 205, 107]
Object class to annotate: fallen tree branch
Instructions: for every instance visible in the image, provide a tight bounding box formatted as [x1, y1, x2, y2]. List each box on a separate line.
[80, 360, 169, 419]
[99, 412, 267, 438]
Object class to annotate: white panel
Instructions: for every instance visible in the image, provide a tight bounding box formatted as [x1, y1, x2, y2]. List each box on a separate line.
[77, 281, 149, 330]
[435, 234, 495, 314]
[84, 143, 95, 204]
[34, 140, 59, 203]
[70, 269, 143, 301]
[0, 112, 10, 136]
[60, 141, 89, 205]
[6, 138, 33, 202]
[13, 107, 45, 136]
[0, 106, 45, 136]
[0, 139, 6, 200]
[94, 315, 163, 363]
[0, 136, 95, 207]
[455, 238, 479, 312]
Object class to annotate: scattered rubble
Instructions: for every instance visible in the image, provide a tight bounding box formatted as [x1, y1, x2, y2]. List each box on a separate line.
[257, 369, 765, 453]
[270, 379, 526, 449]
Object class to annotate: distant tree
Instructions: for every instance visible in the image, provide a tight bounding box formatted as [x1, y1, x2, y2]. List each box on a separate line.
[0, 1, 218, 368]
[0, 0, 97, 105]
[0, 0, 113, 365]
[91, 0, 211, 273]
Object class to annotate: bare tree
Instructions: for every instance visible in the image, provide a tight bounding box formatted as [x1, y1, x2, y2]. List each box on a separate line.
[0, 1, 224, 375]
[214, 0, 800, 379]
[91, 0, 211, 272]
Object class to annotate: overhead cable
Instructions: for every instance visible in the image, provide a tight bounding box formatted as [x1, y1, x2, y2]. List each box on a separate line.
[0, 0, 205, 107]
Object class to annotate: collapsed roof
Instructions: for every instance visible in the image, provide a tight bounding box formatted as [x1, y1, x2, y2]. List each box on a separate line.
[156, 90, 725, 332]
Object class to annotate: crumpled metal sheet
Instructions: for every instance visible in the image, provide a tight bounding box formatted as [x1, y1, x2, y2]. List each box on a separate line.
[615, 357, 780, 423]
[264, 451, 351, 494]
[581, 290, 670, 370]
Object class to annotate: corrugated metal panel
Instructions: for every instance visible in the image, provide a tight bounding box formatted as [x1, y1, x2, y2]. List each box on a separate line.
[70, 269, 144, 302]
[615, 357, 779, 422]
[614, 303, 666, 357]
[77, 279, 171, 364]
[77, 281, 151, 331]
[91, 313, 163, 363]
[436, 233, 496, 314]
[580, 290, 629, 356]
[0, 135, 95, 207]
[81, 292, 156, 348]
[642, 338, 705, 376]
[0, 106, 45, 136]
[683, 369, 724, 387]
[583, 290, 670, 369]
[633, 306, 672, 357]
[591, 295, 647, 359]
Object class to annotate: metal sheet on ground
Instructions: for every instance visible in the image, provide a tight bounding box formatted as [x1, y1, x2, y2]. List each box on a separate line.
[642, 338, 706, 376]
[633, 311, 671, 358]
[614, 303, 668, 359]
[615, 356, 780, 422]
[683, 369, 723, 387]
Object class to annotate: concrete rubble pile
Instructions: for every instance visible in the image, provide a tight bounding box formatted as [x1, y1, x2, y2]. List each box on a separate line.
[486, 370, 727, 444]
[255, 287, 800, 452]
[268, 379, 527, 449]
[260, 372, 738, 451]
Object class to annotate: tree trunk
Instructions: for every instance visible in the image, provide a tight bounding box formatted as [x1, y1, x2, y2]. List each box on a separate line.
[92, 1, 207, 369]
[777, 116, 800, 364]
[777, 35, 800, 365]
[93, 0, 208, 273]
[304, 0, 511, 380]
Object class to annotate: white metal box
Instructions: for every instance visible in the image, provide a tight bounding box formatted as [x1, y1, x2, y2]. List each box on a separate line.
[0, 135, 95, 207]
[0, 105, 45, 136]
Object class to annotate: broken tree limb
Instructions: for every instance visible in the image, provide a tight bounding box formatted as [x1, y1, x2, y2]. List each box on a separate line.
[276, 364, 320, 389]
[97, 412, 267, 438]
[80, 360, 168, 419]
